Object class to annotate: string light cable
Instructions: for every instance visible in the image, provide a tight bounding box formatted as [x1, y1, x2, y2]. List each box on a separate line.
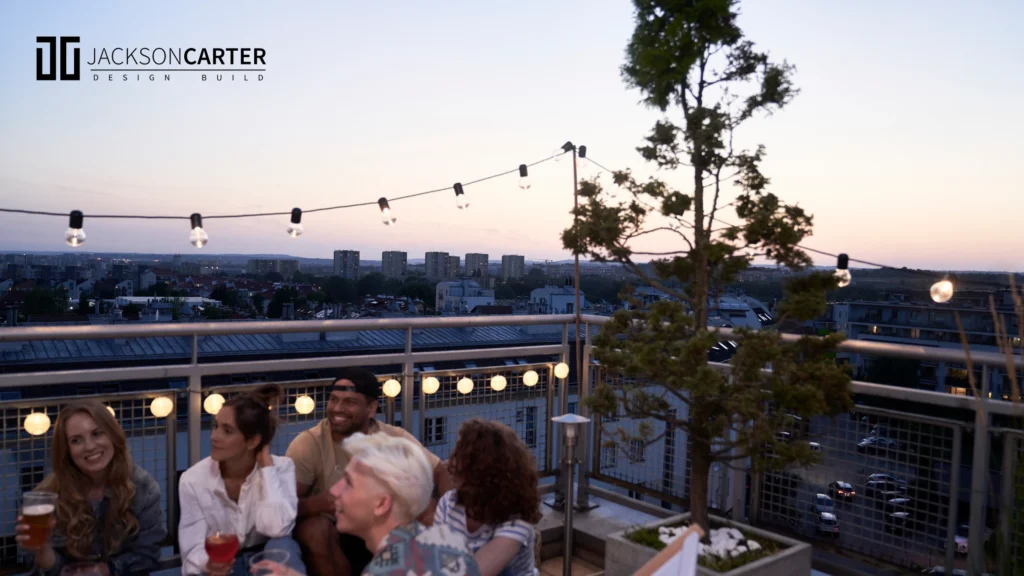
[0, 153, 562, 245]
[584, 156, 1005, 302]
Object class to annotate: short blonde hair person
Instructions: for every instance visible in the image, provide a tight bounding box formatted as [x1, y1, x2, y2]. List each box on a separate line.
[343, 431, 434, 521]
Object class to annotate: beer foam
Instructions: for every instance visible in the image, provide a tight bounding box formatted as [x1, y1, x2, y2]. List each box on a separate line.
[23, 504, 55, 515]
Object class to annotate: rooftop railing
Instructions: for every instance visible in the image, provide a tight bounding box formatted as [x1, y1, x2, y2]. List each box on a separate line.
[0, 313, 1021, 574]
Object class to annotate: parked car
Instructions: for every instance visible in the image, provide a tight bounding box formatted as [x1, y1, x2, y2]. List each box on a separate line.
[865, 480, 905, 499]
[885, 511, 911, 535]
[857, 436, 898, 454]
[885, 497, 913, 513]
[816, 511, 840, 537]
[808, 441, 822, 453]
[954, 524, 969, 555]
[828, 481, 855, 501]
[812, 493, 834, 514]
[867, 473, 907, 485]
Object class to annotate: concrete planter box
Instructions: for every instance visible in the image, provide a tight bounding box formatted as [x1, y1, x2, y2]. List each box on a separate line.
[605, 513, 811, 576]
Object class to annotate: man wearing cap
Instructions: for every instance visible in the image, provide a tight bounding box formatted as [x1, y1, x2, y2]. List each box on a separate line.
[286, 367, 453, 576]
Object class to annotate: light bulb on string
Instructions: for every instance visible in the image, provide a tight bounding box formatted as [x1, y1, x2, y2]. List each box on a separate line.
[378, 198, 396, 226]
[189, 213, 208, 248]
[523, 370, 539, 387]
[422, 376, 440, 394]
[65, 210, 86, 247]
[576, 145, 588, 170]
[931, 278, 955, 303]
[518, 164, 531, 190]
[287, 208, 304, 238]
[150, 397, 174, 418]
[203, 393, 225, 415]
[382, 379, 402, 398]
[834, 254, 851, 288]
[23, 412, 51, 436]
[453, 183, 468, 210]
[554, 362, 570, 380]
[552, 141, 574, 163]
[457, 377, 474, 395]
[294, 395, 315, 415]
[490, 375, 507, 391]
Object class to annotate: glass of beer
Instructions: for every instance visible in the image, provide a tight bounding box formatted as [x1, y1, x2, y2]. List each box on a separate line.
[204, 516, 240, 566]
[21, 491, 57, 549]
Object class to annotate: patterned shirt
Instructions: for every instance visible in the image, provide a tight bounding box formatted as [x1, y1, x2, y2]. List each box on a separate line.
[434, 490, 538, 576]
[364, 522, 480, 576]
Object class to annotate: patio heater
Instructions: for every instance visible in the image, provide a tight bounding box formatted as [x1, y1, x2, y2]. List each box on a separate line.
[552, 413, 590, 575]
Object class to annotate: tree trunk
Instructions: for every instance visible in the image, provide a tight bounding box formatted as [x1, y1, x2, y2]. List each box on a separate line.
[689, 436, 712, 539]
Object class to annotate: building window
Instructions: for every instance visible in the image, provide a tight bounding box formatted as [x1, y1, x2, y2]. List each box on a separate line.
[628, 439, 646, 463]
[425, 417, 446, 445]
[568, 401, 578, 415]
[628, 489, 644, 502]
[601, 445, 617, 469]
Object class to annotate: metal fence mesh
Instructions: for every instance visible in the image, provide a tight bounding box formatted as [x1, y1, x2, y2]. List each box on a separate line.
[590, 371, 686, 508]
[1010, 432, 1024, 575]
[756, 408, 963, 573]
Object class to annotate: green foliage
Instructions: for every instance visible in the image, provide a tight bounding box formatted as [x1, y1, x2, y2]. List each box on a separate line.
[566, 0, 852, 536]
[76, 293, 90, 315]
[209, 285, 239, 308]
[264, 271, 284, 282]
[266, 287, 299, 319]
[356, 273, 387, 297]
[324, 277, 359, 304]
[251, 293, 265, 315]
[23, 287, 68, 316]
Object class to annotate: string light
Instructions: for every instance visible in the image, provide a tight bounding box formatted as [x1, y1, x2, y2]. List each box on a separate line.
[931, 279, 955, 303]
[422, 376, 440, 394]
[295, 395, 315, 415]
[1, 151, 560, 243]
[453, 183, 468, 210]
[835, 254, 852, 288]
[189, 213, 208, 248]
[65, 210, 86, 247]
[519, 164, 531, 190]
[382, 379, 402, 398]
[106, 406, 116, 418]
[23, 412, 51, 436]
[490, 375, 507, 391]
[553, 141, 574, 163]
[523, 370, 539, 387]
[150, 397, 174, 418]
[287, 208, 303, 238]
[203, 393, 225, 415]
[457, 377, 474, 395]
[554, 362, 570, 379]
[577, 145, 588, 170]
[378, 198, 396, 226]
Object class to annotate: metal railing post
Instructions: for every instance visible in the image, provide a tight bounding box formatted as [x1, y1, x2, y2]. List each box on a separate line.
[402, 327, 414, 434]
[165, 393, 177, 542]
[999, 431, 1015, 576]
[545, 366, 555, 474]
[575, 322, 592, 510]
[188, 334, 202, 466]
[945, 424, 963, 573]
[968, 366, 990, 575]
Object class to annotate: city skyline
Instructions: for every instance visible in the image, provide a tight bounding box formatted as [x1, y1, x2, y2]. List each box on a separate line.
[1, 1, 1022, 271]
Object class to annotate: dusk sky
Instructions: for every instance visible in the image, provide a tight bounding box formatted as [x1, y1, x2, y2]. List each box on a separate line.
[1, 1, 1021, 270]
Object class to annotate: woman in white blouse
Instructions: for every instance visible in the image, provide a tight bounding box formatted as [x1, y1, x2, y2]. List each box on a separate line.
[178, 385, 307, 576]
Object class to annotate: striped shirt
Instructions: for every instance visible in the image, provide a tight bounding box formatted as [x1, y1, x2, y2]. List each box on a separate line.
[434, 490, 538, 576]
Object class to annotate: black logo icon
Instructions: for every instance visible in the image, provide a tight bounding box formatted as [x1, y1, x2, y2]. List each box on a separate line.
[36, 36, 80, 81]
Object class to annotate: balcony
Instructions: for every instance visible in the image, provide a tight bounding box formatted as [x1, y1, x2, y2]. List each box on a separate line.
[0, 314, 1022, 575]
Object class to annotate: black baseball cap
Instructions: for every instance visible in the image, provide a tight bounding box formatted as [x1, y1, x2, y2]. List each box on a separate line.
[332, 367, 380, 402]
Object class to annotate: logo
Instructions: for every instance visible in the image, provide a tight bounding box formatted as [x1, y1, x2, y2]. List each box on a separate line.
[36, 36, 80, 81]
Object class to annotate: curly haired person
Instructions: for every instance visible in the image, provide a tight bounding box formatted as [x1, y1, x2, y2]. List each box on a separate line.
[435, 419, 542, 576]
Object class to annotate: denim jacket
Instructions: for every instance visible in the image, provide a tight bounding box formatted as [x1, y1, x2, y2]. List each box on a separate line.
[30, 464, 167, 576]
